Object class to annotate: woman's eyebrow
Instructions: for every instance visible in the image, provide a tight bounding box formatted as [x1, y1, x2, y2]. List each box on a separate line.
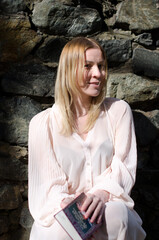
[85, 60, 105, 64]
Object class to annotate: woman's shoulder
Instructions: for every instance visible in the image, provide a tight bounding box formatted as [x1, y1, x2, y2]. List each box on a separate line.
[103, 97, 132, 117]
[29, 107, 52, 129]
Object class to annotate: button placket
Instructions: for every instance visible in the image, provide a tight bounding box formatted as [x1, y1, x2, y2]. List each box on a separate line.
[83, 143, 92, 189]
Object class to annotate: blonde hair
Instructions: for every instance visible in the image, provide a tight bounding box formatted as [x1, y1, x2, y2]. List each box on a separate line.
[55, 37, 108, 136]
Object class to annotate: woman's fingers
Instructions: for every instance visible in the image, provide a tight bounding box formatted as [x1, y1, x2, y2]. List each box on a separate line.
[80, 194, 94, 212]
[89, 201, 104, 223]
[97, 204, 105, 224]
[84, 196, 100, 219]
[80, 193, 105, 223]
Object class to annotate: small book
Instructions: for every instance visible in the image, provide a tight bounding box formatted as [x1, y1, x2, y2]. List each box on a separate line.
[54, 192, 102, 240]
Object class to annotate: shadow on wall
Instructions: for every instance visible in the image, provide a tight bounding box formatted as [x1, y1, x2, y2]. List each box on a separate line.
[132, 111, 159, 240]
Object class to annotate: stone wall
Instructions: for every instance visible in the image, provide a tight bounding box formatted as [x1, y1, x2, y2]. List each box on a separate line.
[0, 0, 159, 239]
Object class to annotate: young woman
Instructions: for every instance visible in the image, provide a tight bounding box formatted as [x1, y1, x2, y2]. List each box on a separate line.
[28, 37, 146, 239]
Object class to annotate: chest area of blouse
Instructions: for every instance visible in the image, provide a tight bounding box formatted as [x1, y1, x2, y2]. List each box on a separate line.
[52, 112, 114, 175]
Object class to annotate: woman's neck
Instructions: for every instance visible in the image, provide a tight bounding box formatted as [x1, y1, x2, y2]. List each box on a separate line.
[72, 97, 91, 118]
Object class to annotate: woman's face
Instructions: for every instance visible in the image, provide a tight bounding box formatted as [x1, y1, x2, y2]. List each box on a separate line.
[77, 47, 106, 102]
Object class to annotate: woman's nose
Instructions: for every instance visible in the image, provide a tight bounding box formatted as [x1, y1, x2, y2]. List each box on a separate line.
[92, 65, 101, 78]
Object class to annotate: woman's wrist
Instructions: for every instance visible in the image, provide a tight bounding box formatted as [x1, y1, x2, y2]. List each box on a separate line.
[60, 197, 74, 208]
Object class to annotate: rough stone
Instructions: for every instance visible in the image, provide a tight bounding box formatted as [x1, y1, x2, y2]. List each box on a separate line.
[0, 97, 42, 146]
[9, 207, 21, 230]
[25, 0, 43, 11]
[36, 36, 68, 63]
[115, 0, 159, 33]
[112, 29, 135, 40]
[102, 0, 116, 18]
[1, 62, 56, 97]
[0, 143, 28, 162]
[97, 39, 132, 66]
[20, 201, 34, 229]
[132, 47, 159, 79]
[107, 72, 159, 105]
[57, 0, 76, 6]
[140, 109, 159, 129]
[32, 0, 102, 36]
[0, 156, 28, 181]
[21, 183, 28, 199]
[156, 40, 159, 46]
[0, 0, 26, 14]
[0, 142, 28, 169]
[0, 214, 9, 235]
[96, 30, 135, 42]
[0, 185, 22, 210]
[134, 33, 153, 46]
[10, 228, 30, 240]
[0, 233, 10, 240]
[0, 15, 42, 62]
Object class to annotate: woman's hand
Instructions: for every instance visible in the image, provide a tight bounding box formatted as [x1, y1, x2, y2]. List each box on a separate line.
[60, 192, 81, 208]
[80, 190, 109, 224]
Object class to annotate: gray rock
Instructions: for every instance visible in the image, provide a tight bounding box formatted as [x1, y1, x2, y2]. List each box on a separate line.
[132, 47, 159, 79]
[9, 228, 31, 240]
[20, 201, 33, 229]
[32, 0, 102, 36]
[0, 185, 22, 210]
[0, 156, 28, 181]
[97, 39, 132, 66]
[9, 207, 21, 227]
[0, 15, 42, 63]
[134, 33, 153, 47]
[142, 109, 159, 129]
[0, 143, 28, 164]
[107, 72, 159, 105]
[0, 233, 10, 240]
[0, 214, 9, 235]
[36, 36, 67, 63]
[115, 0, 159, 33]
[0, 96, 42, 146]
[102, 0, 116, 18]
[0, 0, 26, 14]
[57, 0, 76, 5]
[1, 62, 56, 97]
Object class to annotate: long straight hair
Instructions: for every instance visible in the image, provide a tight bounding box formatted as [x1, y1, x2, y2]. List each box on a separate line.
[54, 37, 108, 136]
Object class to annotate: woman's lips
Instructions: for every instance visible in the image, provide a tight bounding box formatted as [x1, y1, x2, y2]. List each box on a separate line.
[87, 81, 100, 86]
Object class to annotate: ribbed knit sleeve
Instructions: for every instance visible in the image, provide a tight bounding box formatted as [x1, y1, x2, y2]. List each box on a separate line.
[28, 108, 74, 227]
[89, 99, 137, 208]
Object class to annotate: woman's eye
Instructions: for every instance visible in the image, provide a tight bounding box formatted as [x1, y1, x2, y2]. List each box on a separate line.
[84, 64, 91, 69]
[98, 64, 104, 70]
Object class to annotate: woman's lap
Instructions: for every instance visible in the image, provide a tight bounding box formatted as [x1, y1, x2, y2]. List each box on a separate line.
[30, 201, 146, 240]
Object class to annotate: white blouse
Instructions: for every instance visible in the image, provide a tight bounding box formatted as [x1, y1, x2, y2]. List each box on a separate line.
[28, 98, 137, 228]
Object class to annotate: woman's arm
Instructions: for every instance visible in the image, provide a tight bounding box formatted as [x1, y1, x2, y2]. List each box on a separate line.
[88, 99, 137, 208]
[28, 109, 74, 227]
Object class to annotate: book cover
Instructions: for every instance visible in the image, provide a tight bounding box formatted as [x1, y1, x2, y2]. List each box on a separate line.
[54, 192, 102, 240]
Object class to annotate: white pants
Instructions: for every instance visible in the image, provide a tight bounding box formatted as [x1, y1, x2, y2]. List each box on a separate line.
[30, 201, 146, 240]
